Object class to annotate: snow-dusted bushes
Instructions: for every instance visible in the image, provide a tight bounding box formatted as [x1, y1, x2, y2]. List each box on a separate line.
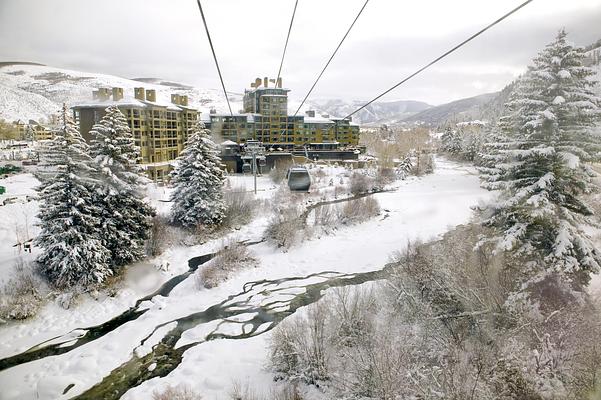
[152, 385, 202, 400]
[338, 196, 380, 225]
[270, 300, 332, 385]
[196, 239, 257, 289]
[310, 196, 381, 233]
[0, 259, 44, 320]
[270, 287, 402, 396]
[229, 382, 304, 400]
[265, 207, 303, 250]
[222, 187, 258, 228]
[146, 216, 170, 257]
[412, 152, 435, 176]
[269, 223, 601, 399]
[349, 171, 375, 195]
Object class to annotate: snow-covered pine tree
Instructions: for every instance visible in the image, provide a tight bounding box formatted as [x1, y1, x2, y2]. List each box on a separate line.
[170, 122, 226, 227]
[89, 105, 154, 268]
[35, 105, 111, 288]
[480, 30, 601, 295]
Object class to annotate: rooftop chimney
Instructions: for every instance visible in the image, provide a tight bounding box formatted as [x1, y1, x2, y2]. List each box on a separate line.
[263, 76, 268, 88]
[112, 87, 123, 101]
[171, 94, 181, 105]
[146, 89, 156, 102]
[277, 77, 282, 88]
[134, 87, 145, 101]
[255, 77, 262, 88]
[180, 95, 188, 106]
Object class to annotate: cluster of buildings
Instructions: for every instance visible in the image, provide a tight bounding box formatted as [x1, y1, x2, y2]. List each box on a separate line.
[5, 119, 55, 141]
[70, 77, 361, 180]
[210, 77, 359, 148]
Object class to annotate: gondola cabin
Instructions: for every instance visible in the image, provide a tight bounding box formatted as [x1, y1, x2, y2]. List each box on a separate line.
[286, 166, 311, 192]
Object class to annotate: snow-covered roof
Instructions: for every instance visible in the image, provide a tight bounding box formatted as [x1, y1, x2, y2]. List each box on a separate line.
[304, 116, 334, 124]
[72, 97, 147, 109]
[220, 140, 238, 146]
[74, 96, 197, 112]
[209, 113, 258, 123]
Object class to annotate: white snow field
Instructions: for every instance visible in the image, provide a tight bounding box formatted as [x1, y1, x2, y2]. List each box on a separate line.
[0, 172, 40, 287]
[0, 159, 492, 400]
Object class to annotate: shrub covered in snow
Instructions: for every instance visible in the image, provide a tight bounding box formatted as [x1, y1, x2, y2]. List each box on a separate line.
[229, 382, 305, 400]
[145, 216, 169, 257]
[196, 239, 257, 289]
[270, 223, 601, 399]
[152, 385, 202, 400]
[0, 259, 44, 320]
[338, 196, 380, 225]
[265, 204, 304, 250]
[222, 187, 259, 228]
[349, 172, 375, 195]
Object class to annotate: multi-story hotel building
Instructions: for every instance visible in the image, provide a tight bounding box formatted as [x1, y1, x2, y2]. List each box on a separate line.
[72, 87, 199, 181]
[207, 77, 360, 148]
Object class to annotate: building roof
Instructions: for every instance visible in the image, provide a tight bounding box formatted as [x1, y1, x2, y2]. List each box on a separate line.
[304, 116, 335, 124]
[209, 113, 260, 123]
[73, 96, 196, 112]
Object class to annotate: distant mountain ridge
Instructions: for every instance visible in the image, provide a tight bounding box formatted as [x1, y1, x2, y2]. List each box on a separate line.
[401, 92, 499, 126]
[2, 38, 599, 127]
[0, 64, 240, 122]
[309, 99, 433, 125]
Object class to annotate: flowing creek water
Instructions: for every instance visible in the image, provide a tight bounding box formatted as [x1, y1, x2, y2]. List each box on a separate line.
[71, 265, 390, 399]
[0, 194, 391, 399]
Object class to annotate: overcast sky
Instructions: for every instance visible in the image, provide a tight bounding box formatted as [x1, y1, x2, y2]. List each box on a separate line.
[1, 0, 600, 105]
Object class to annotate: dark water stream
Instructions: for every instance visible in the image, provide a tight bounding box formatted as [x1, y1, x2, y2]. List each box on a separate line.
[0, 192, 390, 399]
[0, 252, 216, 372]
[71, 266, 390, 399]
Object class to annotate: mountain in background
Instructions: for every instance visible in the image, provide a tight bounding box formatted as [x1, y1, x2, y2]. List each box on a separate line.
[0, 63, 433, 125]
[308, 99, 432, 125]
[401, 38, 601, 127]
[401, 92, 499, 126]
[0, 63, 241, 122]
[1, 38, 600, 127]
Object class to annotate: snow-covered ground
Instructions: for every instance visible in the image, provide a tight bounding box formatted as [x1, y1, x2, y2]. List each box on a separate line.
[0, 159, 495, 400]
[0, 172, 40, 287]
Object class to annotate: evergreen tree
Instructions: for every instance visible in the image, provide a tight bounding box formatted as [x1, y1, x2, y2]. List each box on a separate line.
[480, 30, 601, 295]
[35, 105, 111, 288]
[170, 122, 226, 227]
[89, 106, 154, 268]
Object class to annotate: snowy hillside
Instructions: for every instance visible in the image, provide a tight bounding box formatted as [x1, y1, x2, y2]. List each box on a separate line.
[0, 63, 435, 126]
[402, 91, 500, 126]
[0, 63, 242, 122]
[309, 98, 432, 126]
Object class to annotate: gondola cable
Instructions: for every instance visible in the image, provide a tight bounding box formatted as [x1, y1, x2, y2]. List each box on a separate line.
[293, 0, 370, 117]
[195, 0, 233, 117]
[343, 0, 534, 120]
